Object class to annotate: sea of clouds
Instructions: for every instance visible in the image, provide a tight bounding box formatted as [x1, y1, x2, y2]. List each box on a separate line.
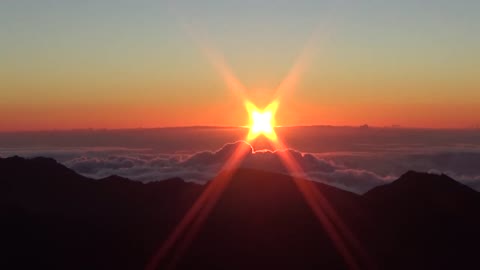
[2, 140, 480, 194]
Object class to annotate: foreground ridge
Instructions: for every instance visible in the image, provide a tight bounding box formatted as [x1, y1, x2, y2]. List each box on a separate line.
[1, 156, 479, 270]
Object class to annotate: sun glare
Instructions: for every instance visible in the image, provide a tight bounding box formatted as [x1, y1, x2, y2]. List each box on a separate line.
[246, 100, 279, 141]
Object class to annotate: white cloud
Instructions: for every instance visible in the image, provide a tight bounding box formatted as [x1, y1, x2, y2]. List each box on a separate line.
[2, 141, 480, 194]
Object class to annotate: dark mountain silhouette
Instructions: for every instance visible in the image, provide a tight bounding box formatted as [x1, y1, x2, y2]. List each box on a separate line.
[1, 157, 479, 270]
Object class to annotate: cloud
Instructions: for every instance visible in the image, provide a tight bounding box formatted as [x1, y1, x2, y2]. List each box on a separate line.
[304, 169, 394, 194]
[182, 141, 335, 172]
[2, 141, 480, 194]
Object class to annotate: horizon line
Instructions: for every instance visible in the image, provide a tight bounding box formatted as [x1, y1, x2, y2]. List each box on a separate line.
[1, 124, 479, 133]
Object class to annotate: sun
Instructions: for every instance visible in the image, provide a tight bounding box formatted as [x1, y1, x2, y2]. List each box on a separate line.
[245, 100, 279, 141]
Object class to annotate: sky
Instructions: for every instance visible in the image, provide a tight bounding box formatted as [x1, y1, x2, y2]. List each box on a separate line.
[1, 0, 479, 130]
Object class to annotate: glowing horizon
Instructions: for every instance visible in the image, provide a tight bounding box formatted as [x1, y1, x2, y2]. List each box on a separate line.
[1, 1, 479, 131]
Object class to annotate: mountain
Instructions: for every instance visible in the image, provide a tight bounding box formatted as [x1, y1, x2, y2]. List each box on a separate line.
[364, 171, 480, 270]
[1, 157, 479, 270]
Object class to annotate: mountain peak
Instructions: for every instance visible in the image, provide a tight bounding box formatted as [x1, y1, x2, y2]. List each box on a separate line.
[364, 170, 479, 213]
[0, 155, 81, 180]
[2, 157, 480, 269]
[391, 170, 474, 193]
[100, 174, 132, 182]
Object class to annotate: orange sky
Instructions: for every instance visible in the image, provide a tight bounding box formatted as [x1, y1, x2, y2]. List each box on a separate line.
[1, 1, 479, 131]
[1, 99, 479, 131]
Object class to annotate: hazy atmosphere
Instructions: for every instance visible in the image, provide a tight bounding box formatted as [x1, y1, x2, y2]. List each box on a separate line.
[2, 0, 479, 130]
[2, 126, 480, 193]
[2, 2, 480, 270]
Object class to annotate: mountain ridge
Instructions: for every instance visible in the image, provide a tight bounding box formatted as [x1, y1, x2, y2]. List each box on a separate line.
[1, 156, 479, 270]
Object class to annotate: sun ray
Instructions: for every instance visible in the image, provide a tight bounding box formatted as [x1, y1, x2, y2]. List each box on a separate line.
[145, 141, 253, 270]
[183, 24, 248, 101]
[272, 31, 319, 102]
[145, 21, 369, 270]
[145, 28, 259, 270]
[271, 139, 374, 270]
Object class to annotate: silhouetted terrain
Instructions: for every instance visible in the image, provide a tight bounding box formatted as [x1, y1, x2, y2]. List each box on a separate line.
[1, 156, 479, 270]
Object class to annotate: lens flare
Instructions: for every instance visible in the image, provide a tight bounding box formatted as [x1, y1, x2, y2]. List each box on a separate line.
[245, 100, 279, 142]
[146, 23, 371, 270]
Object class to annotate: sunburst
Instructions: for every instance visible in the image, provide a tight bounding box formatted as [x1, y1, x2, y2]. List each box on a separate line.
[245, 100, 279, 142]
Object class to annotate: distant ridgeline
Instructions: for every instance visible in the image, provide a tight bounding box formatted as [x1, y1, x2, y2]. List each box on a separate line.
[1, 156, 479, 270]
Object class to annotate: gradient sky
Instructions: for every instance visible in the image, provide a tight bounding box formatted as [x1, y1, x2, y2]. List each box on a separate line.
[1, 0, 479, 130]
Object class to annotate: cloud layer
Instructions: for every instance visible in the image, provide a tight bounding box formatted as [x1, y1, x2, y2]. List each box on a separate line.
[4, 139, 480, 194]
